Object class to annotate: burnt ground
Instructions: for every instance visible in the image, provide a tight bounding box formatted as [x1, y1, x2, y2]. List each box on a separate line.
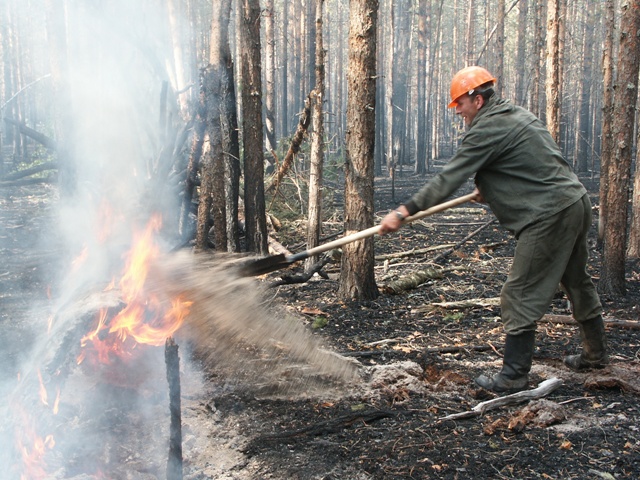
[1, 173, 640, 479]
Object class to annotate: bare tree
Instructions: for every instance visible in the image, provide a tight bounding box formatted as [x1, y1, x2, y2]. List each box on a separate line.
[44, 0, 76, 196]
[600, 0, 640, 296]
[240, 0, 268, 254]
[338, 0, 379, 301]
[264, 0, 277, 155]
[545, 0, 563, 143]
[515, 0, 528, 106]
[599, 0, 616, 245]
[305, 0, 326, 271]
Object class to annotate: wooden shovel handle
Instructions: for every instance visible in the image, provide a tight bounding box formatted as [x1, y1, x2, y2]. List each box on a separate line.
[303, 192, 480, 258]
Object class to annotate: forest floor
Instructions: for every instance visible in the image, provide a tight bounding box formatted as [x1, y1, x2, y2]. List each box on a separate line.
[1, 172, 640, 479]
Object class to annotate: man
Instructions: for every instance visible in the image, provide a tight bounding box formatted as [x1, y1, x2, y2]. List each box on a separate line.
[379, 66, 608, 394]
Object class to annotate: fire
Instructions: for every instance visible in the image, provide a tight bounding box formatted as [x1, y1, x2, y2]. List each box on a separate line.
[78, 214, 192, 365]
[14, 406, 55, 480]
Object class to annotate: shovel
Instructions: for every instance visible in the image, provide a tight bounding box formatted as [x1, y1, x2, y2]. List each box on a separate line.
[240, 192, 480, 276]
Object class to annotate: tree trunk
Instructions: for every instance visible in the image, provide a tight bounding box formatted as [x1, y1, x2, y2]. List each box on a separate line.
[280, 1, 289, 136]
[545, 0, 562, 143]
[240, 0, 268, 255]
[600, 0, 640, 296]
[44, 0, 76, 197]
[216, 0, 241, 253]
[629, 130, 640, 258]
[264, 0, 277, 154]
[465, 0, 475, 66]
[599, 0, 616, 245]
[305, 0, 326, 272]
[339, 0, 379, 301]
[530, 0, 546, 118]
[515, 0, 528, 106]
[495, 0, 505, 97]
[574, 4, 593, 174]
[414, 0, 428, 175]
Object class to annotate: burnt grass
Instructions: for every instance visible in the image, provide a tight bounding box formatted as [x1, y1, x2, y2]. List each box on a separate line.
[1, 172, 640, 480]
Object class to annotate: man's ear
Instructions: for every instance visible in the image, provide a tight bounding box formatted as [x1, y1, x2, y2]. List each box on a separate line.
[475, 95, 485, 110]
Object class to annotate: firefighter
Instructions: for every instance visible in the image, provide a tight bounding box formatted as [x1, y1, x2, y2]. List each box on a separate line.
[379, 66, 608, 394]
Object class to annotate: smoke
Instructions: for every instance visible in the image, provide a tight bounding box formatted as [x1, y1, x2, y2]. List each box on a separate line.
[0, 0, 195, 476]
[1, 1, 360, 477]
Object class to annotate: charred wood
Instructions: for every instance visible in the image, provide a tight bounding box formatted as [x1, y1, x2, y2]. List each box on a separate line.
[165, 337, 183, 480]
[3, 117, 58, 152]
[242, 408, 395, 455]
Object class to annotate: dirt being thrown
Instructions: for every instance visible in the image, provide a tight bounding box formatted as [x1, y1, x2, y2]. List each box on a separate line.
[151, 251, 362, 397]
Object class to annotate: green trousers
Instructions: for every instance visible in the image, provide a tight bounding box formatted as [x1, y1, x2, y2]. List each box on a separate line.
[501, 194, 602, 335]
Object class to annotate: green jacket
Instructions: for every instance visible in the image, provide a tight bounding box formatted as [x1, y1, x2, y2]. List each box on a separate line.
[404, 95, 586, 235]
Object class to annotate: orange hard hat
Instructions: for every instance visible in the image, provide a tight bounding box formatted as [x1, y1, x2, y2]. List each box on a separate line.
[448, 66, 497, 108]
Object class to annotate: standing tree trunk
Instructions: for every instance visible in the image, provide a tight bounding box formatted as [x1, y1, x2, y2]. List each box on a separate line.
[414, 0, 428, 175]
[600, 0, 640, 296]
[305, 0, 326, 271]
[240, 0, 268, 255]
[574, 4, 594, 174]
[599, 0, 616, 245]
[495, 0, 505, 97]
[545, 0, 562, 143]
[530, 0, 546, 118]
[44, 0, 76, 197]
[264, 0, 277, 155]
[280, 2, 289, 136]
[515, 0, 528, 106]
[629, 129, 640, 258]
[216, 0, 241, 253]
[465, 0, 475, 67]
[339, 0, 379, 301]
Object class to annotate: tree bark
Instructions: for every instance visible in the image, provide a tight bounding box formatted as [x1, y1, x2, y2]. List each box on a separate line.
[600, 0, 640, 296]
[305, 0, 326, 272]
[339, 0, 379, 301]
[515, 0, 528, 106]
[598, 0, 616, 245]
[545, 0, 562, 143]
[240, 0, 268, 255]
[264, 0, 277, 154]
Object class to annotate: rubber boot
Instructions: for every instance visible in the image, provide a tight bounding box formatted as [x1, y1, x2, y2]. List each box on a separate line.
[563, 315, 608, 371]
[475, 331, 536, 394]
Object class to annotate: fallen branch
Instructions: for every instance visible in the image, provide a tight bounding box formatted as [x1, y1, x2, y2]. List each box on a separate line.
[2, 161, 58, 181]
[242, 409, 395, 454]
[266, 93, 312, 194]
[375, 244, 455, 261]
[4, 117, 57, 151]
[541, 314, 640, 330]
[439, 377, 564, 421]
[269, 254, 332, 287]
[381, 220, 496, 294]
[413, 297, 501, 314]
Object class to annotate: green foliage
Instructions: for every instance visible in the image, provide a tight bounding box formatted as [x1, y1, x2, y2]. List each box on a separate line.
[311, 316, 328, 329]
[443, 312, 464, 322]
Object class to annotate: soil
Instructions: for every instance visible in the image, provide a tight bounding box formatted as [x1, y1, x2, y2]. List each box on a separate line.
[1, 173, 639, 480]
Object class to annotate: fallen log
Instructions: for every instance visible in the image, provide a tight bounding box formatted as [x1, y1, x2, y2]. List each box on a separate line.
[4, 117, 57, 151]
[381, 220, 496, 294]
[1, 161, 58, 181]
[439, 377, 564, 421]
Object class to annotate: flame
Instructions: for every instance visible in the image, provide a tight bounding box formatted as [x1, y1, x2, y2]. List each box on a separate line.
[14, 407, 55, 480]
[78, 214, 192, 365]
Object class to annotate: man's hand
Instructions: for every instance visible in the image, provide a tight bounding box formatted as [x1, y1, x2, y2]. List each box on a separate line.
[472, 187, 485, 203]
[379, 205, 410, 235]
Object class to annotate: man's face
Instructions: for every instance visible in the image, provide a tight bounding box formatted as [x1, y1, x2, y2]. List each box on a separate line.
[455, 94, 483, 126]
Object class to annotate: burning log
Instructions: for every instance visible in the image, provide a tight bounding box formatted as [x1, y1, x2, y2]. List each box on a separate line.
[165, 337, 183, 480]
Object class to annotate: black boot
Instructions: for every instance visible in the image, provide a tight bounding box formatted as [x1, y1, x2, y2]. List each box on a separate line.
[564, 315, 608, 371]
[475, 331, 536, 394]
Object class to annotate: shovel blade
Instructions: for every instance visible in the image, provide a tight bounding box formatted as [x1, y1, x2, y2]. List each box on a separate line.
[239, 253, 291, 276]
